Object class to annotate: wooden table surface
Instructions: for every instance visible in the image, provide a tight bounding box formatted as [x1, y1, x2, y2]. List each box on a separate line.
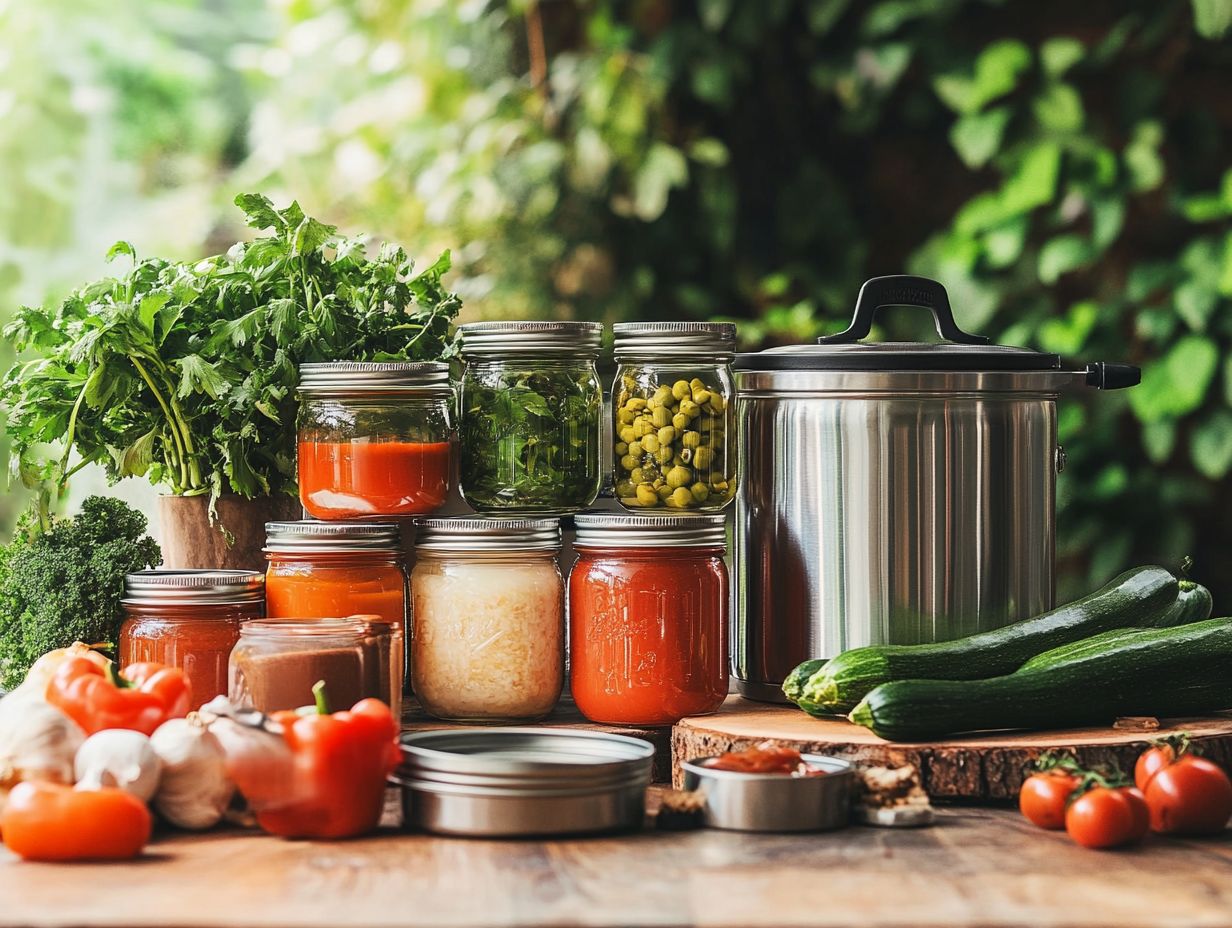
[5, 806, 1232, 928]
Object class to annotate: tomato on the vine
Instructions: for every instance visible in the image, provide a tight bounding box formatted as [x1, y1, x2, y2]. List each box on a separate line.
[1020, 771, 1080, 830]
[1065, 786, 1150, 849]
[1135, 743, 1177, 791]
[1143, 754, 1232, 835]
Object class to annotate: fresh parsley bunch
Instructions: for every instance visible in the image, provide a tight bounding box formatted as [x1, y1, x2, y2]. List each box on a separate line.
[1, 193, 461, 505]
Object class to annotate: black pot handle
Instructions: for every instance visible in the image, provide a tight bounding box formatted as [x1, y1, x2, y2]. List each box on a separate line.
[818, 275, 990, 346]
[1085, 361, 1141, 390]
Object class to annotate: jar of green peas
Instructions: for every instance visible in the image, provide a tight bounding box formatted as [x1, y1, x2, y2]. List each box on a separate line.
[610, 322, 737, 512]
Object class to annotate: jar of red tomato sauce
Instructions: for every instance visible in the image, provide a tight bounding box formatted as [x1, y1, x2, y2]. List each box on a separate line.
[264, 521, 407, 712]
[297, 361, 455, 520]
[120, 570, 265, 708]
[569, 513, 729, 726]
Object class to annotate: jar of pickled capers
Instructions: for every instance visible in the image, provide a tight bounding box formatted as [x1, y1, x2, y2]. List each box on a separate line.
[611, 322, 737, 512]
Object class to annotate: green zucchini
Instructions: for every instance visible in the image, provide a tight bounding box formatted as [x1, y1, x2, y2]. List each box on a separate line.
[1019, 580, 1212, 673]
[849, 617, 1232, 741]
[782, 658, 828, 703]
[800, 566, 1181, 715]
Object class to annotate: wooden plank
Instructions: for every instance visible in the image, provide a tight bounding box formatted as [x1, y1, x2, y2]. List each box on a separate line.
[672, 697, 1232, 798]
[4, 807, 1232, 928]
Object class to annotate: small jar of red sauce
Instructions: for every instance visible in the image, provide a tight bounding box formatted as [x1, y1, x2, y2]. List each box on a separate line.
[263, 521, 407, 712]
[120, 570, 265, 708]
[569, 513, 729, 726]
[297, 361, 455, 520]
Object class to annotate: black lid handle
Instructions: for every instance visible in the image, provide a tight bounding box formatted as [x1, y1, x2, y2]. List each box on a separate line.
[1085, 361, 1141, 390]
[818, 275, 990, 346]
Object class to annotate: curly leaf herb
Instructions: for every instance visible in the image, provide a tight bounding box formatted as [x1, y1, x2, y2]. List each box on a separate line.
[460, 367, 602, 512]
[1, 194, 461, 509]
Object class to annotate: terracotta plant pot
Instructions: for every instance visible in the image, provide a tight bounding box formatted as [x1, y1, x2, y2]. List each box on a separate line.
[158, 494, 303, 572]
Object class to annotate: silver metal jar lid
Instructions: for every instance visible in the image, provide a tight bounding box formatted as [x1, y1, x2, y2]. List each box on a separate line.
[298, 361, 451, 395]
[573, 512, 727, 549]
[613, 322, 736, 360]
[414, 517, 561, 553]
[398, 728, 654, 781]
[458, 321, 603, 358]
[265, 521, 401, 553]
[123, 569, 265, 606]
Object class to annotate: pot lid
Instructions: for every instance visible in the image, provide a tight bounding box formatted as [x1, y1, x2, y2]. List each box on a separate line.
[733, 276, 1060, 372]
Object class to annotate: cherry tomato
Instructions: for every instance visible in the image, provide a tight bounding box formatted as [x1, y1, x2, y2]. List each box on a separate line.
[1065, 786, 1150, 849]
[1, 782, 151, 861]
[1135, 743, 1177, 791]
[1019, 771, 1080, 830]
[1143, 755, 1232, 835]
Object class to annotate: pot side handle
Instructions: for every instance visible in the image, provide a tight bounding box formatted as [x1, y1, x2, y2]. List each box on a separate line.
[1085, 361, 1141, 390]
[818, 275, 991, 346]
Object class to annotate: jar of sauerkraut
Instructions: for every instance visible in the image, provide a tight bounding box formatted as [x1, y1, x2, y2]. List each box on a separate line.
[410, 517, 563, 722]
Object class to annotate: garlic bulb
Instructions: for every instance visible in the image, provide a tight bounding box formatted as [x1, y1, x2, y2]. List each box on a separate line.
[199, 697, 300, 811]
[74, 729, 162, 802]
[0, 694, 84, 814]
[150, 716, 234, 830]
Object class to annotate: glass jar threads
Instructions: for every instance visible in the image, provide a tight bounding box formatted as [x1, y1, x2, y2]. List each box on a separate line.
[263, 520, 407, 713]
[120, 570, 265, 707]
[410, 517, 564, 723]
[297, 361, 455, 520]
[457, 322, 603, 513]
[569, 513, 729, 726]
[611, 322, 737, 512]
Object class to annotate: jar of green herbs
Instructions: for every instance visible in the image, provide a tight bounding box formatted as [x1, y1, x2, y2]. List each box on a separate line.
[458, 321, 604, 513]
[611, 322, 737, 512]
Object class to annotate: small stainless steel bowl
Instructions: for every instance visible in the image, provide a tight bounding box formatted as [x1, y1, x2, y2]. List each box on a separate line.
[680, 754, 853, 832]
[394, 728, 654, 837]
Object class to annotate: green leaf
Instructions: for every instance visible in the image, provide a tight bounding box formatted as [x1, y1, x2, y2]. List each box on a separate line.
[1037, 300, 1098, 355]
[1192, 0, 1232, 37]
[292, 216, 336, 256]
[234, 193, 284, 231]
[177, 354, 228, 400]
[116, 429, 158, 479]
[949, 107, 1011, 168]
[106, 241, 137, 263]
[1032, 83, 1084, 133]
[1124, 121, 1165, 193]
[1129, 335, 1219, 423]
[1175, 280, 1218, 331]
[954, 142, 1062, 234]
[633, 143, 689, 221]
[1040, 37, 1084, 76]
[1142, 420, 1177, 464]
[1038, 234, 1095, 284]
[1090, 198, 1126, 249]
[1190, 410, 1232, 479]
[982, 218, 1028, 268]
[933, 40, 1031, 115]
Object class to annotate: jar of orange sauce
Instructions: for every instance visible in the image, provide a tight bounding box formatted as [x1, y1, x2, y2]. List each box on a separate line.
[120, 570, 265, 708]
[263, 521, 407, 709]
[297, 361, 455, 520]
[569, 513, 729, 726]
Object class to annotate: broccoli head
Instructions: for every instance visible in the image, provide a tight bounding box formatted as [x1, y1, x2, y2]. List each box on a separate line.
[0, 496, 161, 689]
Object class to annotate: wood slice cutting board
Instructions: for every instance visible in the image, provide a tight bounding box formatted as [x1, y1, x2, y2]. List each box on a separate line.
[672, 696, 1232, 800]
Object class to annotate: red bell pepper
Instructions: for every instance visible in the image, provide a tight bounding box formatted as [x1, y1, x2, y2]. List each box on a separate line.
[46, 656, 192, 736]
[257, 682, 400, 840]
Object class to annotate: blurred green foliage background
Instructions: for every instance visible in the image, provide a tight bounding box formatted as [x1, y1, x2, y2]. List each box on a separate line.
[1, 0, 1230, 601]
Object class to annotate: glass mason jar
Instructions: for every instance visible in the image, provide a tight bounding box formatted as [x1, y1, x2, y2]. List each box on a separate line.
[229, 618, 371, 714]
[410, 517, 564, 723]
[264, 520, 407, 716]
[611, 322, 738, 512]
[569, 514, 729, 726]
[120, 570, 265, 708]
[297, 361, 455, 520]
[457, 322, 603, 513]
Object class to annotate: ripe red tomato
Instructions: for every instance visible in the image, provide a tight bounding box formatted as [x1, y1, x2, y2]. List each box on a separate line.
[1135, 743, 1176, 791]
[1065, 786, 1150, 849]
[1019, 771, 1080, 830]
[1143, 755, 1232, 835]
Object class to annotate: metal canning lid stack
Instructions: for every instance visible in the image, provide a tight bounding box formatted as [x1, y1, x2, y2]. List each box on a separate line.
[458, 321, 604, 358]
[264, 520, 401, 552]
[413, 517, 562, 553]
[123, 569, 265, 605]
[573, 512, 728, 548]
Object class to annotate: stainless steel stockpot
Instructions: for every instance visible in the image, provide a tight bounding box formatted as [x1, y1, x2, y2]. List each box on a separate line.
[732, 276, 1139, 702]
